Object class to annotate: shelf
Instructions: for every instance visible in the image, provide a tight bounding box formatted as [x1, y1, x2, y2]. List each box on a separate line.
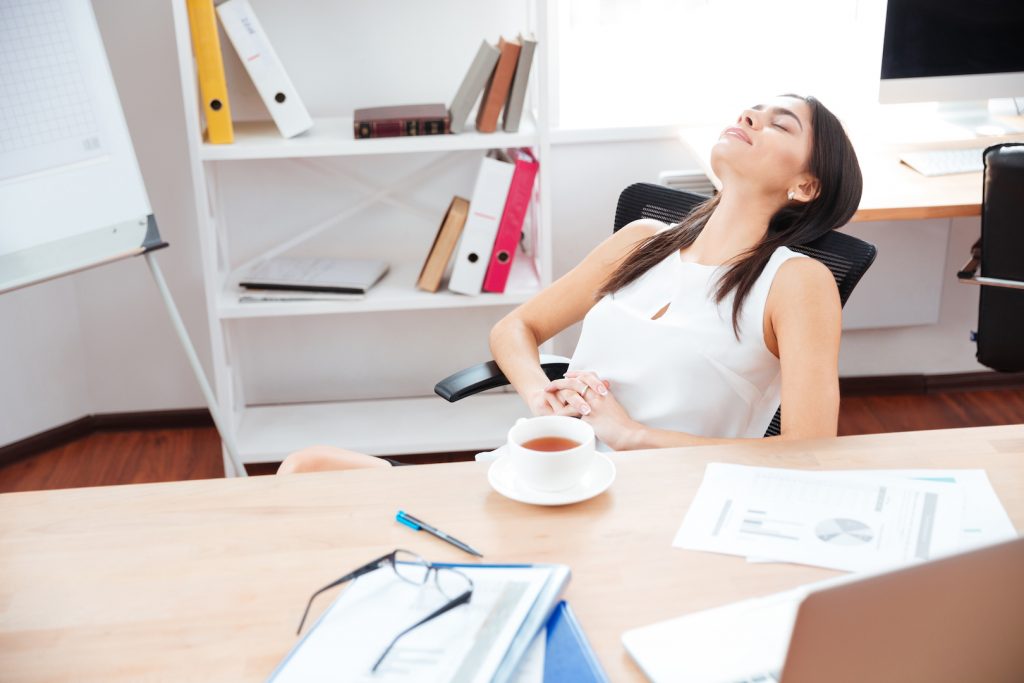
[235, 392, 530, 462]
[200, 115, 541, 161]
[217, 256, 541, 319]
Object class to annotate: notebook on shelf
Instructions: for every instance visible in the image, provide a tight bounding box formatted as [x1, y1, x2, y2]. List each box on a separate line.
[239, 256, 388, 295]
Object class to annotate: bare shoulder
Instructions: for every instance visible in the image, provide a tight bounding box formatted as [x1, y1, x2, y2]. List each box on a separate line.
[769, 254, 840, 323]
[775, 255, 838, 300]
[591, 219, 663, 261]
[612, 219, 664, 244]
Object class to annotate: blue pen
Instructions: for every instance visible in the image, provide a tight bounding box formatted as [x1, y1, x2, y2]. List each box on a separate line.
[396, 510, 484, 558]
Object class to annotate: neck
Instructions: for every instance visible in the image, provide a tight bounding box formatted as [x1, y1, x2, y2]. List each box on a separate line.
[688, 185, 782, 265]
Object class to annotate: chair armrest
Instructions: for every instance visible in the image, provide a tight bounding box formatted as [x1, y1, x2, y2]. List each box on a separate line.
[434, 355, 571, 403]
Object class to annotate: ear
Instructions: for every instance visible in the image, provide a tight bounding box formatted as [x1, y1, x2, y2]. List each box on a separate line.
[793, 174, 820, 203]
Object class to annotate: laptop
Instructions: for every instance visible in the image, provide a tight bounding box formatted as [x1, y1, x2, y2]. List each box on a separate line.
[622, 537, 1024, 683]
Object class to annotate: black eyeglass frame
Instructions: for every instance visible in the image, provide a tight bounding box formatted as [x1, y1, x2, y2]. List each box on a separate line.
[295, 549, 474, 672]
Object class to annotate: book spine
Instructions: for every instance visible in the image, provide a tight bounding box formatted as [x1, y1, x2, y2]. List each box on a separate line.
[354, 118, 450, 139]
[449, 156, 516, 295]
[186, 0, 234, 144]
[483, 151, 539, 293]
[215, 0, 314, 139]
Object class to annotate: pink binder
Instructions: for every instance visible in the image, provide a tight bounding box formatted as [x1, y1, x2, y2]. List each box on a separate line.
[483, 149, 539, 293]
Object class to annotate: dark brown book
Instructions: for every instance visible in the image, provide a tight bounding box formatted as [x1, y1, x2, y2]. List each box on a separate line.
[475, 37, 520, 133]
[417, 196, 470, 292]
[353, 103, 450, 139]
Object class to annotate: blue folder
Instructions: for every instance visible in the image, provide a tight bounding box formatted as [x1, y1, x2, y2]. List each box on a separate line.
[544, 601, 610, 683]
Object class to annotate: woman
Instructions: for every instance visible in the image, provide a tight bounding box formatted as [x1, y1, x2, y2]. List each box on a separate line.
[496, 94, 862, 449]
[279, 94, 862, 472]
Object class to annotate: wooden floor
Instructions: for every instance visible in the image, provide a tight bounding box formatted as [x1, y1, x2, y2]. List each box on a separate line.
[2, 388, 1024, 494]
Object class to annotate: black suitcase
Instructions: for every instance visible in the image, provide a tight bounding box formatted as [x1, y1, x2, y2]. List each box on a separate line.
[963, 143, 1024, 372]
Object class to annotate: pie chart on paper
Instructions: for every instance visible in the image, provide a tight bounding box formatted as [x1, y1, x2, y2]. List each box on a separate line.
[815, 518, 874, 546]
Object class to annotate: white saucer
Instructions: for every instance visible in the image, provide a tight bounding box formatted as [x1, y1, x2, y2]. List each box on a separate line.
[487, 453, 616, 506]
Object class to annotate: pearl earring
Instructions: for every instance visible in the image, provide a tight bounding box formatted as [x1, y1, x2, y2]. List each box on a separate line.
[787, 190, 795, 200]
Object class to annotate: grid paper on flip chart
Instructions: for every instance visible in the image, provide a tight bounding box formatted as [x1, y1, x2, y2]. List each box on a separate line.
[0, 0, 105, 181]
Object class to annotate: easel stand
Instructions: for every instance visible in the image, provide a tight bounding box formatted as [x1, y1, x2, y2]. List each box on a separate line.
[145, 251, 246, 477]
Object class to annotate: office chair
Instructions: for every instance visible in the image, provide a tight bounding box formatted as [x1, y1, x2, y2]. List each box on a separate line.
[435, 182, 877, 438]
[956, 143, 1024, 372]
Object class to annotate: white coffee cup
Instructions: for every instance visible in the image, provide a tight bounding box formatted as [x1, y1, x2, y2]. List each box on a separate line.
[507, 416, 595, 492]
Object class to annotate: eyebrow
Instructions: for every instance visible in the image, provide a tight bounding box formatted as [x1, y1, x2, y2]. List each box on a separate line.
[752, 104, 804, 131]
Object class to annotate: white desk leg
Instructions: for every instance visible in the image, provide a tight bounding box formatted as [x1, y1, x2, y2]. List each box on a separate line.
[145, 251, 246, 478]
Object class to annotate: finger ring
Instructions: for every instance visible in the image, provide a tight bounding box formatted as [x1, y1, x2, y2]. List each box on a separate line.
[580, 385, 589, 397]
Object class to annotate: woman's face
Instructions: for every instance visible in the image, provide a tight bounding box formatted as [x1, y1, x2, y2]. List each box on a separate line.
[710, 96, 817, 201]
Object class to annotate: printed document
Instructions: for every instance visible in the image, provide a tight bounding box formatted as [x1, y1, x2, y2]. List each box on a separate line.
[269, 565, 551, 683]
[673, 464, 964, 572]
[745, 469, 1015, 563]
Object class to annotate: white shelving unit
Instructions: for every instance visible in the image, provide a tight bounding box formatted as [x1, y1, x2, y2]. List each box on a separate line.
[170, 0, 554, 474]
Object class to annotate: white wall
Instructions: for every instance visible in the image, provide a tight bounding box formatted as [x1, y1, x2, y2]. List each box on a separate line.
[0, 1, 991, 448]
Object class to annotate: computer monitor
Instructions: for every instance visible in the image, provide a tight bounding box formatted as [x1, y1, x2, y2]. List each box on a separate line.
[879, 0, 1024, 133]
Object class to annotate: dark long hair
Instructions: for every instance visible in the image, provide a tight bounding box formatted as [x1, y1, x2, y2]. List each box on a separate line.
[599, 95, 863, 337]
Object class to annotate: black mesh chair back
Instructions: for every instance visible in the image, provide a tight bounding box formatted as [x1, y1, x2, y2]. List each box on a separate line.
[614, 183, 877, 436]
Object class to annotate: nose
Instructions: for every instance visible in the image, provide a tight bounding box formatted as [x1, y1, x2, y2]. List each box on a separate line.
[738, 109, 761, 130]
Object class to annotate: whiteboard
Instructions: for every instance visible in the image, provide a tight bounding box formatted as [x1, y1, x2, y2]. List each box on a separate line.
[0, 0, 163, 293]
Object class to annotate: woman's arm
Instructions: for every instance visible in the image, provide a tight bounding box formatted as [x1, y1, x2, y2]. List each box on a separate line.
[588, 256, 842, 449]
[490, 221, 661, 416]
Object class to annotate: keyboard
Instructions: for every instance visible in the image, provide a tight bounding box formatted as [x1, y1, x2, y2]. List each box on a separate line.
[899, 147, 987, 177]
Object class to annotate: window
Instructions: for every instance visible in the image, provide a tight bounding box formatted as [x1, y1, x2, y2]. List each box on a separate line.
[555, 0, 885, 129]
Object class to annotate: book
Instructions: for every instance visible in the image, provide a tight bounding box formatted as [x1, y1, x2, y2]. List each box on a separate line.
[216, 0, 314, 138]
[353, 103, 450, 139]
[267, 562, 571, 683]
[475, 36, 521, 134]
[544, 601, 610, 683]
[483, 148, 539, 293]
[448, 153, 516, 295]
[449, 40, 501, 134]
[417, 196, 470, 293]
[503, 33, 537, 133]
[185, 0, 233, 144]
[239, 257, 388, 295]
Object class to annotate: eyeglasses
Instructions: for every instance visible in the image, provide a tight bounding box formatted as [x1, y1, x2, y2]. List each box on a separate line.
[296, 549, 474, 672]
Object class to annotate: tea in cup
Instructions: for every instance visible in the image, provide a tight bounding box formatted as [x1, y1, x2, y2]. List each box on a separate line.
[507, 416, 595, 492]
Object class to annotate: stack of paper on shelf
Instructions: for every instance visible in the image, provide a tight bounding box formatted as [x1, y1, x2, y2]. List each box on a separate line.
[238, 257, 388, 302]
[216, 0, 313, 138]
[673, 464, 1015, 572]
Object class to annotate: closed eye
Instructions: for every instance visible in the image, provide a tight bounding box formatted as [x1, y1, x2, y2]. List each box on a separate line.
[773, 123, 789, 132]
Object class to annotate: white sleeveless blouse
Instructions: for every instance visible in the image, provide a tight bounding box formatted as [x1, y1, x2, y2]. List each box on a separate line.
[567, 240, 807, 447]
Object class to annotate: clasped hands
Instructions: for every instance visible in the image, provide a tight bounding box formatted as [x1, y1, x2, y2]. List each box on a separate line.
[528, 370, 642, 451]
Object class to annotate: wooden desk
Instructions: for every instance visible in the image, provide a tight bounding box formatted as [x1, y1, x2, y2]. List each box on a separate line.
[678, 117, 1024, 222]
[2, 425, 1023, 682]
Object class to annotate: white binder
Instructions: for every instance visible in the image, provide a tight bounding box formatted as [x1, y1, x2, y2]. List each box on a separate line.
[216, 0, 313, 138]
[448, 155, 515, 295]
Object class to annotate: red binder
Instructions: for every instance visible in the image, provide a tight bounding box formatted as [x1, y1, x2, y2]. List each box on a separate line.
[483, 149, 539, 293]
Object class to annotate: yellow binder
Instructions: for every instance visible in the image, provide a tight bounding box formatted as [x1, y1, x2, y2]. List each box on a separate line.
[186, 0, 233, 144]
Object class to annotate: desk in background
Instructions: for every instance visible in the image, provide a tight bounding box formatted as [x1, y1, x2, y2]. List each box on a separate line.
[678, 114, 1024, 222]
[1, 425, 1022, 682]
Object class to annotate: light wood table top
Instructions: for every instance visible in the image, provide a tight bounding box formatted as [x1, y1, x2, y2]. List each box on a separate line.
[678, 115, 1024, 223]
[2, 424, 1023, 682]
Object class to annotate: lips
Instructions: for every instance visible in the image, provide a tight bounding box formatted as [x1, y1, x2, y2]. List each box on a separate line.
[722, 127, 752, 145]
